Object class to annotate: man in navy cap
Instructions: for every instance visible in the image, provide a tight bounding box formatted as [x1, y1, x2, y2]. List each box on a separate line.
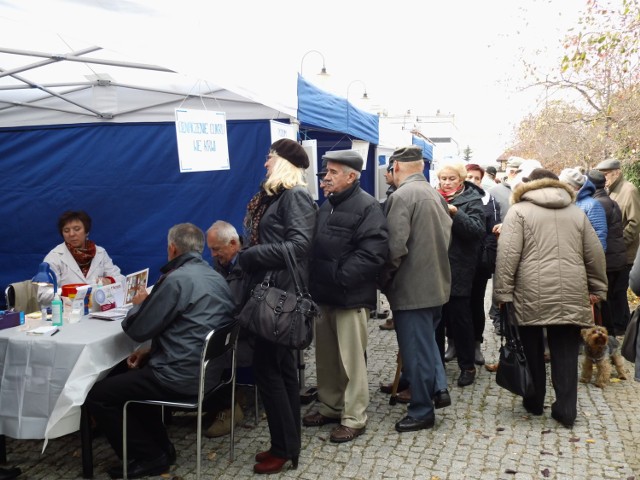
[596, 158, 640, 333]
[303, 149, 389, 443]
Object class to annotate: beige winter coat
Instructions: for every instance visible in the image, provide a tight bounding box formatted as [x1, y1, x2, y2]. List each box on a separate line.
[494, 178, 607, 327]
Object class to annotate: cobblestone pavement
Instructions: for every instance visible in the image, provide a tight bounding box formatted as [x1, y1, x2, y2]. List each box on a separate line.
[4, 288, 639, 479]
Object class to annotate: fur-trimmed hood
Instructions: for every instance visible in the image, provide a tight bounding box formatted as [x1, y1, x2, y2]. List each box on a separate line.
[511, 177, 576, 208]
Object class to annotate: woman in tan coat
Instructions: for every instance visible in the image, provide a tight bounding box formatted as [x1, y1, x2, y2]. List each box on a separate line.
[494, 169, 607, 428]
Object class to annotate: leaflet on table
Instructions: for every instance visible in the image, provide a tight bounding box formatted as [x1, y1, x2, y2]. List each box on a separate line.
[89, 306, 131, 321]
[27, 325, 59, 335]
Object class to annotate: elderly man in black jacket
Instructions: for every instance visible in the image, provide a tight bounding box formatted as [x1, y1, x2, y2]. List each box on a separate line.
[302, 150, 389, 443]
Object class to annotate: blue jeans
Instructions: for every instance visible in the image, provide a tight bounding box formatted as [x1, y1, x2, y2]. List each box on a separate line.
[394, 306, 447, 420]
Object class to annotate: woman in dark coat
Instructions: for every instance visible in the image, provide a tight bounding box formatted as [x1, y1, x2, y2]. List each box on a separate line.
[435, 163, 486, 387]
[240, 139, 317, 474]
[465, 164, 500, 365]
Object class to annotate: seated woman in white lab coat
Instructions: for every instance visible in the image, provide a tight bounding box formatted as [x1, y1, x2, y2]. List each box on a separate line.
[37, 210, 125, 305]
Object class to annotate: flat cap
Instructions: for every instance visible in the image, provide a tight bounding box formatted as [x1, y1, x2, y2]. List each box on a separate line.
[322, 150, 363, 172]
[595, 158, 621, 171]
[485, 166, 497, 176]
[316, 159, 328, 178]
[506, 156, 524, 168]
[390, 145, 423, 162]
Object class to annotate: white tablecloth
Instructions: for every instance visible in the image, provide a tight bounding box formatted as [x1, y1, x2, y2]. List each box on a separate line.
[0, 316, 139, 447]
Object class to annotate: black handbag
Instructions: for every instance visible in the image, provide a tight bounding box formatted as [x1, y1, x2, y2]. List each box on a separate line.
[495, 303, 535, 397]
[237, 242, 317, 350]
[621, 307, 639, 363]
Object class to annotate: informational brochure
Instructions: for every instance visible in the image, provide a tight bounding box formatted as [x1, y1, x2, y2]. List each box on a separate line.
[124, 268, 149, 306]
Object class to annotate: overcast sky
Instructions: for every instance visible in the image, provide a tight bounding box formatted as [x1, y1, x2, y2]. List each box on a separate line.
[0, 0, 588, 162]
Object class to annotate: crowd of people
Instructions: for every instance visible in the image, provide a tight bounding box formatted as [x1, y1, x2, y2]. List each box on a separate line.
[27, 143, 640, 479]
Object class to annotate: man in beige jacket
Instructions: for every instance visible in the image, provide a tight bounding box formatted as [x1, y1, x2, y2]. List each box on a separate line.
[596, 158, 640, 334]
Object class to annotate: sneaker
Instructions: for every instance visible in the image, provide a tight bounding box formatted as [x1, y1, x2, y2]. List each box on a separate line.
[204, 403, 244, 438]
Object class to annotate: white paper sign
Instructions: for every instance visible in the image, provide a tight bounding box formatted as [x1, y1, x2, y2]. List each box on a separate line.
[270, 120, 296, 142]
[175, 109, 230, 173]
[351, 140, 370, 171]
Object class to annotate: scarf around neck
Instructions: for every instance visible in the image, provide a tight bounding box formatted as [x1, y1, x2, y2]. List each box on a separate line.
[438, 183, 464, 203]
[66, 239, 97, 277]
[244, 185, 284, 246]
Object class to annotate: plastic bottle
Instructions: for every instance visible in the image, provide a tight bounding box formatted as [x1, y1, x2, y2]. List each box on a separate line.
[51, 294, 63, 327]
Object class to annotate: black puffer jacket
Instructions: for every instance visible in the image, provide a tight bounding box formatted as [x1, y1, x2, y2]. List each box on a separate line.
[310, 181, 389, 309]
[476, 192, 501, 279]
[240, 186, 317, 293]
[593, 187, 627, 272]
[446, 181, 486, 296]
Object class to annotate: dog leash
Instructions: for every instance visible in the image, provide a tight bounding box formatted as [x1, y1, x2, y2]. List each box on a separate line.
[592, 304, 602, 326]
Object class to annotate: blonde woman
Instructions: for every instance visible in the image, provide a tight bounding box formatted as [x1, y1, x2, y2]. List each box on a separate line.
[434, 162, 486, 387]
[240, 138, 317, 474]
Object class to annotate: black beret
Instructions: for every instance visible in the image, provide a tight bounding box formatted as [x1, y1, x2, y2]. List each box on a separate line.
[271, 139, 309, 169]
[485, 166, 497, 176]
[322, 150, 363, 172]
[390, 145, 423, 162]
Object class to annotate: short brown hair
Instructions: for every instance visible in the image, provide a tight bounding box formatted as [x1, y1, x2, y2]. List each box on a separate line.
[58, 210, 92, 236]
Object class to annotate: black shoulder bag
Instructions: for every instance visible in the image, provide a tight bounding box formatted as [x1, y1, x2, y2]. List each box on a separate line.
[237, 242, 317, 350]
[495, 302, 535, 397]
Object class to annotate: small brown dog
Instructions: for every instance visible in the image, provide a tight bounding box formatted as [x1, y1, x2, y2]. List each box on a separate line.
[580, 326, 627, 388]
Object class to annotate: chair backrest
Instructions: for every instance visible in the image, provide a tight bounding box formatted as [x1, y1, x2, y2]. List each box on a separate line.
[199, 320, 241, 399]
[5, 280, 39, 313]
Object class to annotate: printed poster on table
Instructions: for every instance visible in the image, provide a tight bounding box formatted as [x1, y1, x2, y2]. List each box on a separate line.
[175, 109, 230, 173]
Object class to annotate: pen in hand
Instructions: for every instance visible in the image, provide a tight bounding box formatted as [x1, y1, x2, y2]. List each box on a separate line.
[51, 329, 60, 336]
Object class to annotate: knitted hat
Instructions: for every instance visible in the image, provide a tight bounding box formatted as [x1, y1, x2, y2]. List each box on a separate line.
[559, 168, 586, 189]
[587, 169, 606, 188]
[390, 146, 423, 162]
[270, 139, 309, 169]
[322, 150, 364, 172]
[523, 168, 559, 182]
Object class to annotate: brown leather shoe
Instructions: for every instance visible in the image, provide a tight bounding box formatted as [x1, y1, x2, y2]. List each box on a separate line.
[302, 411, 340, 427]
[379, 319, 394, 330]
[329, 424, 366, 443]
[397, 388, 411, 403]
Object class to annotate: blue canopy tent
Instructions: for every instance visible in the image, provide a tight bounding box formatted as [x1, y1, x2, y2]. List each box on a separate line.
[0, 33, 296, 300]
[297, 75, 379, 200]
[411, 135, 435, 181]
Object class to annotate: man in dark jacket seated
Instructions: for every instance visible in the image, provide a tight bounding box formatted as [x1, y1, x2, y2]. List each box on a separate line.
[86, 223, 236, 479]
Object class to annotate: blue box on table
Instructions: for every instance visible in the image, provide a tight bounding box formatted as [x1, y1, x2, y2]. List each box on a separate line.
[0, 310, 23, 330]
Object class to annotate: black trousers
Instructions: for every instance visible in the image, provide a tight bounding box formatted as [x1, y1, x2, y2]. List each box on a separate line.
[470, 273, 490, 343]
[437, 296, 475, 370]
[253, 338, 300, 460]
[599, 269, 622, 334]
[609, 264, 631, 334]
[86, 362, 180, 461]
[518, 324, 581, 424]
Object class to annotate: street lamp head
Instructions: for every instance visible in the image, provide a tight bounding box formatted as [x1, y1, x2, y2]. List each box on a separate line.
[300, 50, 329, 77]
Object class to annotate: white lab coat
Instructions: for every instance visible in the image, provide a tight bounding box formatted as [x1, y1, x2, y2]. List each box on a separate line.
[37, 242, 125, 305]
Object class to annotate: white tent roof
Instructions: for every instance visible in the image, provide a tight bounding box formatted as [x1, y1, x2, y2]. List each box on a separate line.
[0, 18, 296, 127]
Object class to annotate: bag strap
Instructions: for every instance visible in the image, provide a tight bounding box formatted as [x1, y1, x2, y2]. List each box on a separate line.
[279, 242, 308, 297]
[501, 302, 524, 347]
[592, 304, 602, 326]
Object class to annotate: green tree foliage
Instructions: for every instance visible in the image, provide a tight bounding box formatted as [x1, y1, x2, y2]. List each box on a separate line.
[515, 0, 640, 168]
[463, 146, 473, 162]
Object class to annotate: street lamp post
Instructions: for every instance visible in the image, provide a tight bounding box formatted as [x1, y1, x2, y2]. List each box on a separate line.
[299, 50, 329, 77]
[346, 79, 369, 132]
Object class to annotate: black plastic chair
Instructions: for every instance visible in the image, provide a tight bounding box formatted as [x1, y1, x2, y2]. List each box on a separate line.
[122, 320, 241, 479]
